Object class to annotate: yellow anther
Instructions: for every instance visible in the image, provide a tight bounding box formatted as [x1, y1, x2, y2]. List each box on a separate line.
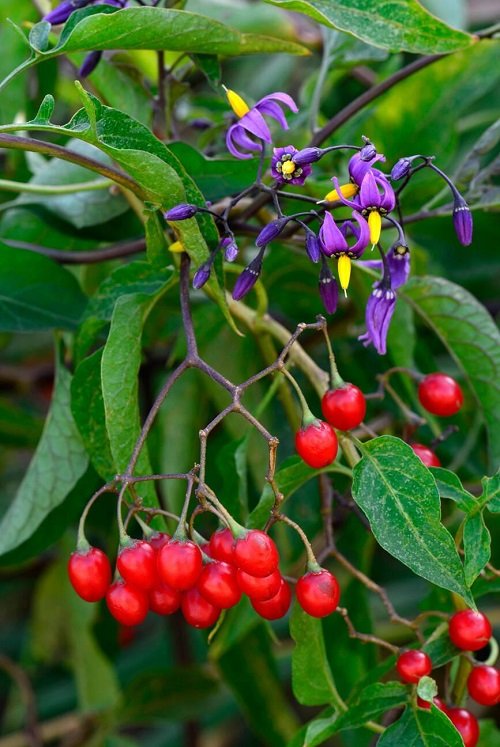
[222, 85, 250, 118]
[337, 254, 351, 296]
[281, 160, 296, 176]
[169, 241, 184, 254]
[368, 210, 382, 245]
[324, 182, 359, 203]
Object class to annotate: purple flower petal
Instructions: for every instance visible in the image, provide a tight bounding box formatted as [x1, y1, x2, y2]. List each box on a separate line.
[359, 287, 396, 355]
[349, 151, 385, 185]
[330, 177, 360, 210]
[256, 100, 291, 129]
[453, 194, 473, 245]
[256, 92, 298, 112]
[232, 252, 264, 300]
[319, 212, 348, 257]
[319, 260, 338, 314]
[386, 245, 410, 289]
[305, 231, 321, 263]
[359, 171, 382, 209]
[226, 124, 257, 159]
[238, 108, 272, 142]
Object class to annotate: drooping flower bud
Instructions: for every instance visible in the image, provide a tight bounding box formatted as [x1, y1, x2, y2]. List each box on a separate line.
[79, 51, 102, 78]
[255, 217, 289, 248]
[192, 262, 212, 289]
[220, 236, 238, 262]
[164, 204, 198, 221]
[452, 193, 473, 246]
[360, 139, 377, 161]
[318, 259, 338, 315]
[232, 251, 264, 301]
[390, 158, 413, 181]
[305, 230, 321, 263]
[293, 147, 323, 166]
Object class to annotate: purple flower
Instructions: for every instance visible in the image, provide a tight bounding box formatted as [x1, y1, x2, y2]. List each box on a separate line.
[318, 258, 338, 315]
[305, 230, 321, 263]
[224, 87, 298, 160]
[348, 149, 385, 186]
[232, 250, 265, 301]
[332, 171, 396, 246]
[319, 211, 370, 294]
[359, 139, 377, 162]
[271, 146, 312, 186]
[452, 193, 473, 246]
[293, 147, 323, 166]
[165, 203, 198, 221]
[220, 236, 238, 262]
[256, 217, 289, 247]
[193, 261, 212, 289]
[390, 157, 413, 181]
[319, 213, 348, 258]
[359, 287, 396, 355]
[79, 50, 102, 77]
[359, 244, 410, 290]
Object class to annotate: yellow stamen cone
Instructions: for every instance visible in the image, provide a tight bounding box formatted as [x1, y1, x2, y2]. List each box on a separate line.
[222, 85, 250, 118]
[338, 254, 351, 296]
[169, 241, 184, 254]
[368, 210, 382, 245]
[323, 183, 359, 203]
[281, 160, 296, 176]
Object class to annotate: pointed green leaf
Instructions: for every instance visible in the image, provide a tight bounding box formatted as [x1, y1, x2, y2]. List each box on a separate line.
[463, 511, 491, 586]
[335, 682, 409, 732]
[429, 467, 476, 513]
[378, 705, 463, 746]
[481, 471, 500, 513]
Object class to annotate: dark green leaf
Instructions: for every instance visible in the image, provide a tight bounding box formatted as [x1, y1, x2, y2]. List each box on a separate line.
[0, 398, 43, 448]
[287, 707, 339, 747]
[463, 512, 491, 586]
[378, 705, 463, 746]
[190, 54, 221, 89]
[0, 244, 87, 332]
[403, 276, 500, 470]
[429, 467, 476, 512]
[480, 471, 500, 513]
[423, 624, 460, 667]
[0, 362, 88, 556]
[335, 681, 409, 732]
[290, 606, 340, 707]
[28, 21, 50, 52]
[352, 436, 472, 604]
[265, 0, 473, 54]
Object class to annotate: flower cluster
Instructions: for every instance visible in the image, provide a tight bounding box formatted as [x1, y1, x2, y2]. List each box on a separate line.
[165, 86, 473, 356]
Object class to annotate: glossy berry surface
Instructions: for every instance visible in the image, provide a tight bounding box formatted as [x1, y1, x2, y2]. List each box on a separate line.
[321, 383, 366, 431]
[295, 420, 338, 469]
[197, 561, 242, 609]
[117, 540, 157, 590]
[449, 609, 492, 651]
[208, 528, 235, 564]
[149, 583, 181, 616]
[182, 588, 220, 628]
[396, 650, 432, 684]
[447, 708, 479, 747]
[157, 539, 203, 591]
[467, 665, 500, 706]
[68, 547, 111, 602]
[296, 569, 340, 618]
[251, 579, 291, 620]
[410, 443, 441, 467]
[418, 373, 463, 417]
[236, 568, 282, 601]
[106, 580, 149, 626]
[234, 530, 279, 578]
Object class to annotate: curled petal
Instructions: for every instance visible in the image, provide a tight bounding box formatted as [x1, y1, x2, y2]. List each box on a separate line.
[238, 108, 272, 142]
[319, 212, 348, 257]
[349, 151, 385, 185]
[349, 211, 370, 256]
[256, 100, 290, 129]
[330, 177, 360, 210]
[359, 171, 382, 209]
[359, 288, 396, 355]
[226, 124, 260, 159]
[374, 173, 396, 212]
[256, 92, 298, 113]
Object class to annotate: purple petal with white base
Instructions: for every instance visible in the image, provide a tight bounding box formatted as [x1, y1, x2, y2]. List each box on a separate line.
[359, 287, 396, 355]
[232, 252, 264, 300]
[452, 194, 473, 245]
[319, 212, 348, 257]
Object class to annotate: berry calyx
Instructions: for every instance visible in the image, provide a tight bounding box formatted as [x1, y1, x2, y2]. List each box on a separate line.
[467, 665, 500, 706]
[149, 583, 181, 616]
[295, 420, 338, 469]
[157, 539, 203, 591]
[447, 708, 479, 747]
[396, 650, 432, 684]
[106, 580, 149, 626]
[234, 530, 279, 578]
[197, 561, 242, 609]
[448, 609, 492, 651]
[236, 568, 282, 601]
[117, 539, 157, 590]
[68, 547, 111, 602]
[296, 569, 340, 618]
[181, 588, 220, 628]
[148, 532, 170, 552]
[251, 579, 291, 620]
[418, 373, 463, 417]
[321, 383, 366, 431]
[410, 443, 441, 467]
[208, 528, 235, 564]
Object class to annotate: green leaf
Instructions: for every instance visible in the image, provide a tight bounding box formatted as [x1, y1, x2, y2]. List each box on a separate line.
[287, 707, 339, 747]
[352, 436, 472, 604]
[422, 624, 461, 667]
[463, 512, 491, 586]
[402, 276, 500, 471]
[0, 398, 43, 448]
[416, 677, 438, 703]
[378, 705, 463, 746]
[265, 0, 473, 54]
[0, 361, 88, 557]
[335, 681, 409, 732]
[190, 54, 221, 89]
[0, 244, 87, 332]
[290, 606, 341, 707]
[429, 467, 476, 513]
[43, 6, 309, 57]
[480, 471, 500, 513]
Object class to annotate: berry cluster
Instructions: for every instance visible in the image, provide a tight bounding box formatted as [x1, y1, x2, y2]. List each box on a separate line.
[68, 527, 340, 629]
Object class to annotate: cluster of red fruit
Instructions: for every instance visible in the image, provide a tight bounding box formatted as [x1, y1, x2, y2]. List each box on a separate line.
[396, 609, 497, 747]
[295, 373, 463, 469]
[68, 528, 340, 629]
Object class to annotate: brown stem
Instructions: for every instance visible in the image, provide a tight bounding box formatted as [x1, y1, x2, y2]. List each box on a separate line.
[337, 607, 399, 654]
[0, 655, 42, 747]
[2, 238, 146, 264]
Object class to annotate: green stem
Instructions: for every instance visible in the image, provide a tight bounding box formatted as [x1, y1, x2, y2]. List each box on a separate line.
[0, 56, 37, 95]
[276, 513, 318, 568]
[0, 177, 113, 195]
[174, 480, 195, 540]
[76, 484, 117, 551]
[320, 323, 344, 389]
[281, 367, 316, 426]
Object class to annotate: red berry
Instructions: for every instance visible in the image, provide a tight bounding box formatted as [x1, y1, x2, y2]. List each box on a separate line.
[182, 588, 220, 629]
[148, 532, 170, 552]
[418, 373, 463, 417]
[417, 696, 447, 711]
[449, 610, 492, 651]
[396, 650, 432, 684]
[296, 569, 340, 618]
[208, 528, 235, 564]
[197, 561, 242, 609]
[251, 579, 291, 620]
[447, 708, 479, 747]
[157, 539, 203, 591]
[149, 583, 181, 616]
[467, 665, 500, 706]
[106, 580, 149, 626]
[295, 420, 338, 469]
[68, 547, 111, 602]
[410, 443, 441, 468]
[236, 568, 282, 601]
[234, 530, 279, 578]
[117, 540, 157, 590]
[321, 384, 366, 431]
